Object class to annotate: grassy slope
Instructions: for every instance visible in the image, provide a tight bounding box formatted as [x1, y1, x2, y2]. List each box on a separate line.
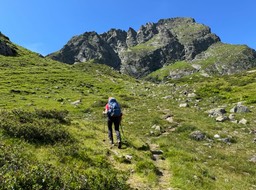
[0, 46, 256, 189]
[146, 42, 256, 82]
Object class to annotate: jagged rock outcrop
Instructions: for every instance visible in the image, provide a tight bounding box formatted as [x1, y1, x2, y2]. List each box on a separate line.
[0, 32, 17, 56]
[156, 18, 220, 60]
[47, 17, 256, 78]
[49, 32, 121, 69]
[126, 27, 138, 47]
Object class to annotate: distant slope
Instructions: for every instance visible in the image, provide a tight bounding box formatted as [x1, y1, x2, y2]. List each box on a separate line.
[47, 17, 221, 77]
[146, 42, 256, 81]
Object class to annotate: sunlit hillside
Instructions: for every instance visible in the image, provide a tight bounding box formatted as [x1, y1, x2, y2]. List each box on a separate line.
[0, 45, 255, 189]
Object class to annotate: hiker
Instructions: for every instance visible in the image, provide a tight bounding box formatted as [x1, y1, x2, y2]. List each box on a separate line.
[103, 97, 122, 148]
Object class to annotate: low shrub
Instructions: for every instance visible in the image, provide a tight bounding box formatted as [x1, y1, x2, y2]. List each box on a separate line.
[35, 109, 70, 124]
[0, 109, 73, 144]
[0, 143, 130, 190]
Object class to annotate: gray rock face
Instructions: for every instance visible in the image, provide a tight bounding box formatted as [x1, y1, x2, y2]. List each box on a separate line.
[0, 32, 17, 56]
[156, 18, 220, 60]
[126, 27, 137, 47]
[206, 108, 226, 117]
[136, 22, 158, 44]
[48, 17, 256, 78]
[49, 32, 121, 69]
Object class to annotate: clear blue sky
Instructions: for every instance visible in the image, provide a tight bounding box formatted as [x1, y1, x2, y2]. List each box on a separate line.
[0, 0, 255, 55]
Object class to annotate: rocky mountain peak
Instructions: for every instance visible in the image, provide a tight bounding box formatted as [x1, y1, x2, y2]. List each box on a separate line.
[47, 17, 255, 79]
[126, 27, 137, 47]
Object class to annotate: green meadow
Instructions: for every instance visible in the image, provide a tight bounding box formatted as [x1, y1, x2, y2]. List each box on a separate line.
[0, 46, 255, 189]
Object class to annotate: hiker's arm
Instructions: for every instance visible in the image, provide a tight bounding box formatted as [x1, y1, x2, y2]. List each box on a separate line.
[102, 104, 108, 114]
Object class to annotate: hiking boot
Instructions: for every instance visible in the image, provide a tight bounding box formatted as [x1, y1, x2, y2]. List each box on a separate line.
[109, 140, 114, 145]
[118, 141, 122, 149]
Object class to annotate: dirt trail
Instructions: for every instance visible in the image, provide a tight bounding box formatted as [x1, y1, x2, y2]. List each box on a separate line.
[149, 143, 173, 190]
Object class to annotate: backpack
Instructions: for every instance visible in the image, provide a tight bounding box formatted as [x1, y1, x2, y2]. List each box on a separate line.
[108, 98, 121, 117]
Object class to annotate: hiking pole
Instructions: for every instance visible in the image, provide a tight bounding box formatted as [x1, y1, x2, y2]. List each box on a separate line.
[120, 124, 127, 143]
[103, 114, 106, 142]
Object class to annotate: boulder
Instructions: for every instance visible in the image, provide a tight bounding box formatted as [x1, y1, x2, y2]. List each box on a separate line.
[206, 108, 226, 117]
[239, 118, 248, 125]
[71, 99, 82, 106]
[249, 155, 256, 163]
[216, 115, 228, 122]
[179, 103, 189, 108]
[190, 131, 205, 141]
[230, 103, 250, 113]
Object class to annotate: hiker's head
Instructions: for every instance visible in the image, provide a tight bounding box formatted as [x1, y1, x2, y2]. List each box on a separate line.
[108, 97, 116, 103]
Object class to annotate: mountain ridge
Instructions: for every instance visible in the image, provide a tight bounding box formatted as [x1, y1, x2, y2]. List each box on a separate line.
[47, 17, 256, 79]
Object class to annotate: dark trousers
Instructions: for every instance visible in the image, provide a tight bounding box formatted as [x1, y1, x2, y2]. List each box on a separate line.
[108, 116, 121, 143]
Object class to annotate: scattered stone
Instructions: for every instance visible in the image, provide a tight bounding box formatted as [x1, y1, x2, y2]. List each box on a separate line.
[190, 131, 205, 141]
[166, 116, 174, 123]
[239, 118, 248, 125]
[125, 154, 133, 161]
[230, 120, 238, 124]
[162, 113, 173, 119]
[249, 155, 256, 163]
[155, 125, 161, 131]
[249, 129, 256, 134]
[71, 99, 82, 106]
[150, 147, 164, 161]
[188, 93, 196, 98]
[152, 125, 161, 131]
[206, 108, 226, 117]
[151, 125, 162, 135]
[229, 114, 238, 123]
[163, 95, 172, 99]
[214, 134, 220, 138]
[152, 153, 163, 161]
[222, 137, 232, 144]
[179, 103, 189, 108]
[151, 149, 164, 155]
[228, 114, 235, 120]
[230, 103, 250, 113]
[216, 115, 228, 122]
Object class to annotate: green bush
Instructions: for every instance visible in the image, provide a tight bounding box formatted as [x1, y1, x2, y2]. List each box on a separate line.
[0, 109, 72, 144]
[35, 109, 70, 124]
[0, 143, 130, 190]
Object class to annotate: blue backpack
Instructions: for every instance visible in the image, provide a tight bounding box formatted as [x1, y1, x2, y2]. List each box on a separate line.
[108, 98, 121, 117]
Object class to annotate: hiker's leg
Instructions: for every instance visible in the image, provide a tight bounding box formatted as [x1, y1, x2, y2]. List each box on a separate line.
[113, 117, 121, 143]
[107, 118, 114, 144]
